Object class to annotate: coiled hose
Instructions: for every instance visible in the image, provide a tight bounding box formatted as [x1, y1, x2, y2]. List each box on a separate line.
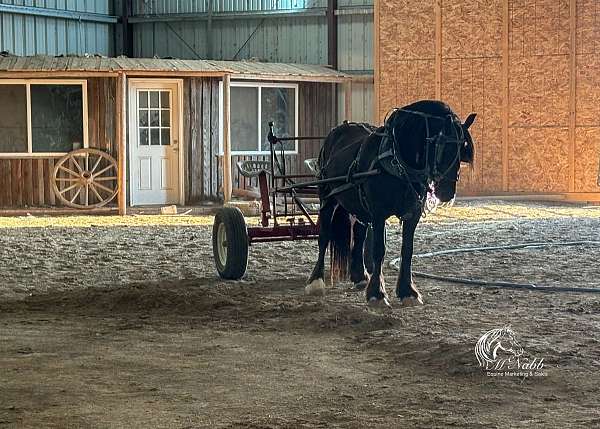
[389, 241, 600, 294]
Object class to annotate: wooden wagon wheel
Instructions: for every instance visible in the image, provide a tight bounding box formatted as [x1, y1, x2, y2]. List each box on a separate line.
[52, 148, 119, 209]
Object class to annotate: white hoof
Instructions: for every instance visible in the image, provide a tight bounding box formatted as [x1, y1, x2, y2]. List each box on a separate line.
[367, 296, 392, 309]
[305, 278, 326, 296]
[399, 296, 424, 307]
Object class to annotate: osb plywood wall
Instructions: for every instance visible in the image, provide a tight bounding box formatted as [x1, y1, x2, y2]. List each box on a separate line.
[375, 0, 600, 196]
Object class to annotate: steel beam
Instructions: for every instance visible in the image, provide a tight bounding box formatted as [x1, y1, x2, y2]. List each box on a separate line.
[0, 4, 118, 24]
[327, 0, 338, 69]
[127, 7, 373, 24]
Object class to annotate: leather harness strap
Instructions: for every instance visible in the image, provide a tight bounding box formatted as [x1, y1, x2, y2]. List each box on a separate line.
[321, 110, 466, 219]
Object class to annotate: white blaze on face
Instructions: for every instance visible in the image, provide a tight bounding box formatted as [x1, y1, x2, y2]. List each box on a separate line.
[425, 183, 440, 214]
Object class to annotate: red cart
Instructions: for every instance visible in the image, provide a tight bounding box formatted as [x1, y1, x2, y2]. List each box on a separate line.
[212, 123, 324, 280]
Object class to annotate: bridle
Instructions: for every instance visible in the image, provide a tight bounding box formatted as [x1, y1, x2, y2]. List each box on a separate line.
[381, 108, 467, 185]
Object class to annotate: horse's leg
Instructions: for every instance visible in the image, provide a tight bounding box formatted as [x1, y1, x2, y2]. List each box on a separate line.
[365, 219, 390, 308]
[306, 199, 336, 296]
[395, 215, 424, 307]
[350, 220, 369, 290]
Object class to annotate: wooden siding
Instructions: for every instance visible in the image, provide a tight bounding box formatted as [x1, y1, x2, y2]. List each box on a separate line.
[375, 0, 600, 196]
[0, 77, 116, 208]
[184, 77, 221, 202]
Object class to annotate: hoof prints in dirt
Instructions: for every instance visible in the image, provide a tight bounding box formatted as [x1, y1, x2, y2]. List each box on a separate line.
[1, 278, 400, 334]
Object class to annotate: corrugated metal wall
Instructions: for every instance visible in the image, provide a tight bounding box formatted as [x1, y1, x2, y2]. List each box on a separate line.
[132, 0, 374, 122]
[0, 1, 373, 122]
[133, 17, 328, 64]
[0, 0, 114, 56]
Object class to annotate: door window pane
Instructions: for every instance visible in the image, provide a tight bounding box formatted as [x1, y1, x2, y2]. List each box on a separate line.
[150, 128, 160, 146]
[139, 128, 149, 146]
[150, 109, 160, 127]
[161, 109, 170, 127]
[0, 85, 27, 153]
[139, 110, 149, 127]
[230, 86, 258, 152]
[31, 85, 83, 153]
[161, 129, 171, 146]
[261, 87, 296, 152]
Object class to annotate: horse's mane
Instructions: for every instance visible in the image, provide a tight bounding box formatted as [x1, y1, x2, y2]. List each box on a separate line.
[475, 327, 513, 367]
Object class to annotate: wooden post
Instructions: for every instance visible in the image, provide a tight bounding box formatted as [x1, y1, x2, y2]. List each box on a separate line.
[222, 74, 232, 203]
[501, 0, 510, 192]
[327, 0, 338, 69]
[344, 81, 352, 121]
[207, 0, 213, 59]
[434, 0, 442, 100]
[116, 72, 127, 215]
[568, 0, 577, 192]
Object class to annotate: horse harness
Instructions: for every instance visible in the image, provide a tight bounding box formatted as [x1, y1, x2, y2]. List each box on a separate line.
[321, 109, 468, 220]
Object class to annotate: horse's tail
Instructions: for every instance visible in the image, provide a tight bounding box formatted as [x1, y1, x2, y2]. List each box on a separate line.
[330, 205, 352, 283]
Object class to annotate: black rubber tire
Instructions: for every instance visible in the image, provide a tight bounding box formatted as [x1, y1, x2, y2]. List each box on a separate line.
[212, 207, 249, 280]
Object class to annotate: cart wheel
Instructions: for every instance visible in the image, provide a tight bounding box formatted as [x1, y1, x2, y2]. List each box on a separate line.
[212, 207, 249, 280]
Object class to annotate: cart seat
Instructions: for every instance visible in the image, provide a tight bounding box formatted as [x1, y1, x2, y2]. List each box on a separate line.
[237, 160, 271, 178]
[304, 158, 319, 175]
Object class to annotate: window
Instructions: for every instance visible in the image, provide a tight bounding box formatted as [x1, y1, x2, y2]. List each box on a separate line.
[0, 81, 87, 156]
[137, 90, 171, 146]
[222, 82, 298, 155]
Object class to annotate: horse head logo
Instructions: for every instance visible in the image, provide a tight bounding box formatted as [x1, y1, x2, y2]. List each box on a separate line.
[475, 326, 524, 370]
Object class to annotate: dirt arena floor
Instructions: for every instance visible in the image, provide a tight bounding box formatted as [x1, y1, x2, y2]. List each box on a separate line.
[1, 201, 599, 428]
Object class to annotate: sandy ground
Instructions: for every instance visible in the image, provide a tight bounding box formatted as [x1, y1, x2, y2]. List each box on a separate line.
[0, 201, 599, 428]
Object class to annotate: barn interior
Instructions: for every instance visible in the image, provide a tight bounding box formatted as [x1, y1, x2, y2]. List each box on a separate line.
[0, 1, 599, 428]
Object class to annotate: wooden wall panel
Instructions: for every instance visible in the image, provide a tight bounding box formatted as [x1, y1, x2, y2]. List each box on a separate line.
[574, 127, 600, 192]
[380, 0, 435, 61]
[446, 57, 504, 194]
[573, 0, 600, 193]
[377, 0, 435, 121]
[508, 127, 570, 192]
[375, 0, 600, 196]
[87, 77, 117, 157]
[575, 54, 600, 127]
[379, 60, 436, 121]
[186, 77, 221, 203]
[442, 0, 503, 58]
[0, 158, 68, 209]
[509, 0, 570, 57]
[509, 56, 570, 127]
[576, 0, 600, 54]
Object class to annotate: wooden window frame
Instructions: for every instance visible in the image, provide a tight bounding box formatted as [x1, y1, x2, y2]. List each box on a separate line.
[220, 81, 299, 156]
[0, 79, 88, 158]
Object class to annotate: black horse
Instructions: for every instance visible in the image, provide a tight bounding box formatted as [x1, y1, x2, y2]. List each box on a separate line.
[306, 100, 476, 308]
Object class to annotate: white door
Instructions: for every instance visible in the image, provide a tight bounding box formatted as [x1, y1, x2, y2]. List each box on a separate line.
[129, 81, 181, 206]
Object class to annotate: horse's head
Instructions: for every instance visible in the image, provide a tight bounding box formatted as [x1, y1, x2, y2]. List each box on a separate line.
[430, 112, 476, 203]
[386, 101, 476, 205]
[497, 326, 524, 358]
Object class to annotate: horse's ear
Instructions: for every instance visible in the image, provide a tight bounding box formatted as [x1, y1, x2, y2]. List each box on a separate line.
[463, 113, 477, 130]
